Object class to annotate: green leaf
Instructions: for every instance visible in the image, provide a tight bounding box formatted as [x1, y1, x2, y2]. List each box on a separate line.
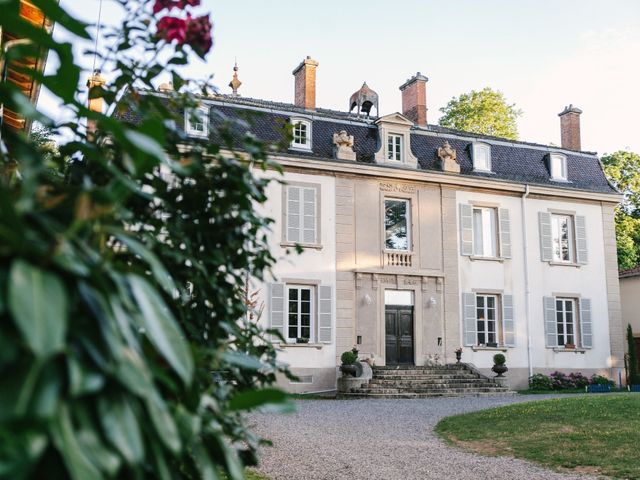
[222, 351, 265, 371]
[123, 130, 166, 165]
[128, 275, 193, 384]
[146, 393, 181, 453]
[98, 396, 145, 466]
[228, 388, 290, 412]
[68, 354, 105, 397]
[8, 260, 68, 357]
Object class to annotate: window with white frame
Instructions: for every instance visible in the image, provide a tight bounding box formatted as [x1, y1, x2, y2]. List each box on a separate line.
[387, 134, 403, 162]
[472, 143, 491, 172]
[472, 207, 498, 257]
[384, 198, 410, 251]
[185, 106, 209, 137]
[555, 298, 576, 347]
[290, 120, 312, 150]
[284, 184, 319, 245]
[287, 285, 314, 342]
[550, 153, 568, 181]
[476, 294, 499, 346]
[551, 214, 574, 262]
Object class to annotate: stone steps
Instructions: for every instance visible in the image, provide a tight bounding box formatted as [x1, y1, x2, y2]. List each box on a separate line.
[340, 391, 517, 399]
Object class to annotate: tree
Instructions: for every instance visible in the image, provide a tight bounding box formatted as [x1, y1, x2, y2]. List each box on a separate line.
[438, 87, 522, 140]
[602, 150, 640, 270]
[626, 325, 640, 386]
[0, 1, 290, 478]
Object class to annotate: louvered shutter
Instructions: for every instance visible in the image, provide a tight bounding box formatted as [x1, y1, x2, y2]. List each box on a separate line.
[575, 215, 588, 264]
[580, 298, 592, 348]
[269, 283, 285, 341]
[543, 296, 558, 347]
[502, 294, 515, 347]
[302, 187, 317, 244]
[539, 212, 553, 262]
[462, 292, 477, 346]
[459, 204, 473, 256]
[318, 285, 333, 343]
[286, 186, 301, 243]
[499, 208, 512, 259]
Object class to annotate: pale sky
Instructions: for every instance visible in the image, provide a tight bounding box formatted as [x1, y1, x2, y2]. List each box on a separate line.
[40, 0, 640, 155]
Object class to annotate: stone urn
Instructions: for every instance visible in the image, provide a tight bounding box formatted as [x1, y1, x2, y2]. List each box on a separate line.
[491, 364, 508, 377]
[340, 364, 358, 377]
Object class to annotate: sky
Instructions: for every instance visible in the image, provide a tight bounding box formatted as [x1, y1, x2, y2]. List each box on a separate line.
[40, 0, 640, 155]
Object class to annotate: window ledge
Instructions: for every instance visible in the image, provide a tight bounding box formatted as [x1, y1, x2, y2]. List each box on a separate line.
[279, 343, 324, 350]
[550, 178, 572, 184]
[473, 169, 495, 174]
[469, 255, 504, 263]
[280, 242, 323, 250]
[552, 347, 587, 354]
[548, 261, 581, 268]
[471, 346, 509, 352]
[289, 145, 312, 153]
[186, 131, 208, 139]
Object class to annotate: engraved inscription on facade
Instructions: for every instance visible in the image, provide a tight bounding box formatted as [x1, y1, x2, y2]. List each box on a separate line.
[379, 182, 416, 194]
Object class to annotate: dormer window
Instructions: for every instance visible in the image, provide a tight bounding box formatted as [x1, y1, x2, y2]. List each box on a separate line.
[472, 142, 491, 172]
[387, 134, 403, 161]
[549, 153, 568, 181]
[290, 119, 312, 151]
[185, 106, 209, 138]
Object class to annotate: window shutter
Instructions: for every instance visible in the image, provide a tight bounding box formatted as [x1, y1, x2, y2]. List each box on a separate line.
[499, 208, 512, 259]
[459, 204, 473, 256]
[269, 283, 285, 341]
[286, 186, 301, 243]
[543, 296, 558, 347]
[580, 298, 592, 348]
[538, 212, 553, 262]
[318, 285, 333, 343]
[302, 187, 317, 244]
[502, 294, 515, 347]
[462, 292, 477, 346]
[575, 215, 588, 264]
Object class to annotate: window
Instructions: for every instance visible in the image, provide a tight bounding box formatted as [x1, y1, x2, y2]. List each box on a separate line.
[387, 134, 403, 161]
[287, 285, 314, 342]
[472, 143, 491, 171]
[185, 106, 208, 138]
[284, 184, 319, 245]
[476, 294, 498, 346]
[384, 198, 410, 251]
[555, 298, 575, 347]
[550, 153, 568, 181]
[290, 120, 312, 151]
[472, 207, 498, 257]
[551, 214, 574, 262]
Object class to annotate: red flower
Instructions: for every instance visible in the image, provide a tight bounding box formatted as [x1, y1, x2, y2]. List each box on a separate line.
[186, 14, 213, 56]
[153, 0, 200, 14]
[157, 16, 187, 44]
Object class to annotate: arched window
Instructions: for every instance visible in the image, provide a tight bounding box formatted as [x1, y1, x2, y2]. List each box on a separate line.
[290, 119, 312, 151]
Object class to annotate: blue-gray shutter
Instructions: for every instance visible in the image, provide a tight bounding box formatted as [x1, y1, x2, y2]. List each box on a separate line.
[580, 298, 592, 348]
[539, 212, 553, 262]
[502, 294, 515, 347]
[318, 285, 332, 343]
[286, 186, 301, 243]
[575, 215, 588, 264]
[269, 283, 285, 341]
[459, 204, 473, 256]
[499, 208, 512, 259]
[543, 296, 558, 347]
[462, 292, 477, 346]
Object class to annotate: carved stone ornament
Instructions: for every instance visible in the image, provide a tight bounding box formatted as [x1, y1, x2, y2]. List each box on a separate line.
[437, 140, 460, 173]
[332, 130, 356, 161]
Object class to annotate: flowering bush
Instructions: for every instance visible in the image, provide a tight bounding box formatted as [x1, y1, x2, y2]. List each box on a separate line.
[529, 373, 553, 390]
[529, 372, 614, 390]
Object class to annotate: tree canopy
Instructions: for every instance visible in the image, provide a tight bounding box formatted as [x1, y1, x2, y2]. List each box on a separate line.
[438, 87, 522, 140]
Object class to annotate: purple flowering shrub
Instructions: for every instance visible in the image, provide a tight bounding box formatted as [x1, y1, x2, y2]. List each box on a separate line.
[528, 371, 614, 390]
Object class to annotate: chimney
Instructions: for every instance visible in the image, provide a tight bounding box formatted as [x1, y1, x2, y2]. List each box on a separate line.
[399, 72, 429, 126]
[558, 104, 582, 151]
[86, 69, 106, 137]
[292, 56, 319, 110]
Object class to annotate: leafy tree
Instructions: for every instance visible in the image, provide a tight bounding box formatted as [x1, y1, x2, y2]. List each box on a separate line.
[0, 0, 290, 478]
[438, 87, 522, 140]
[626, 325, 640, 386]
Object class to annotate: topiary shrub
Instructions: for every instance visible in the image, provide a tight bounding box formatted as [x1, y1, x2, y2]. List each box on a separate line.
[493, 353, 506, 365]
[529, 373, 553, 390]
[340, 350, 358, 365]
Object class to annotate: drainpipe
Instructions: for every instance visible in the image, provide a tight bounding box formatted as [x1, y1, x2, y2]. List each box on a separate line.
[521, 184, 533, 378]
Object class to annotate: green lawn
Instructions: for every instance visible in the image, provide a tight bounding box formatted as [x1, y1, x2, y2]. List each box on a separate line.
[245, 470, 269, 480]
[435, 394, 640, 479]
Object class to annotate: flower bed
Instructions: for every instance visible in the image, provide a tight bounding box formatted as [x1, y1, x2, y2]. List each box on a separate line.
[528, 371, 615, 390]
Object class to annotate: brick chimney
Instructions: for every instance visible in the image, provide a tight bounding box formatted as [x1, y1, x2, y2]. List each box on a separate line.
[558, 104, 583, 151]
[292, 56, 319, 110]
[399, 72, 429, 126]
[86, 69, 106, 137]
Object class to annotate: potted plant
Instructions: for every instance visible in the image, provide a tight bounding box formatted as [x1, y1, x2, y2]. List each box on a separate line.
[296, 337, 309, 344]
[455, 347, 463, 364]
[340, 350, 358, 377]
[491, 353, 508, 377]
[564, 342, 576, 349]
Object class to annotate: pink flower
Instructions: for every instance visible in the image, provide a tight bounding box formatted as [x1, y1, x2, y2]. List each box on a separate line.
[153, 0, 200, 14]
[186, 14, 213, 56]
[157, 16, 187, 44]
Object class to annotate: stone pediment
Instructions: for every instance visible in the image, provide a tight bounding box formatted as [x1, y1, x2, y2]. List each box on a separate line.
[374, 112, 414, 127]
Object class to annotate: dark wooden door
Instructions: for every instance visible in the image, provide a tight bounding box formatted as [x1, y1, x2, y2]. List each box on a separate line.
[385, 306, 414, 365]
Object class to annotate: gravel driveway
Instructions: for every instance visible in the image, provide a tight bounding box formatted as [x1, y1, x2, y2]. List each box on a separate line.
[249, 395, 601, 480]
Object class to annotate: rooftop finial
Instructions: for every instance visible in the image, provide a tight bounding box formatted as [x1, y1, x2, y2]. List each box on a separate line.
[229, 59, 241, 96]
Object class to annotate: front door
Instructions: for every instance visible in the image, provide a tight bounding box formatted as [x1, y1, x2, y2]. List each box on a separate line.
[385, 305, 414, 365]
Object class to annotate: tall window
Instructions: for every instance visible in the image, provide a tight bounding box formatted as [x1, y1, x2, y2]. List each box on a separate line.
[472, 143, 491, 172]
[287, 285, 313, 341]
[285, 185, 318, 245]
[185, 106, 208, 138]
[291, 120, 312, 150]
[387, 134, 403, 161]
[556, 298, 575, 346]
[550, 154, 568, 181]
[384, 199, 410, 251]
[476, 294, 498, 345]
[551, 214, 574, 262]
[472, 207, 498, 257]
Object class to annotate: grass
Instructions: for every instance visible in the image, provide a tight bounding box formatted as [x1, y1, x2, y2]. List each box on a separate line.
[245, 470, 269, 480]
[435, 394, 640, 479]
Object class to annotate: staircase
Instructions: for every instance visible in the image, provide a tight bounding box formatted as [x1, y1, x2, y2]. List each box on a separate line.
[340, 364, 515, 398]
